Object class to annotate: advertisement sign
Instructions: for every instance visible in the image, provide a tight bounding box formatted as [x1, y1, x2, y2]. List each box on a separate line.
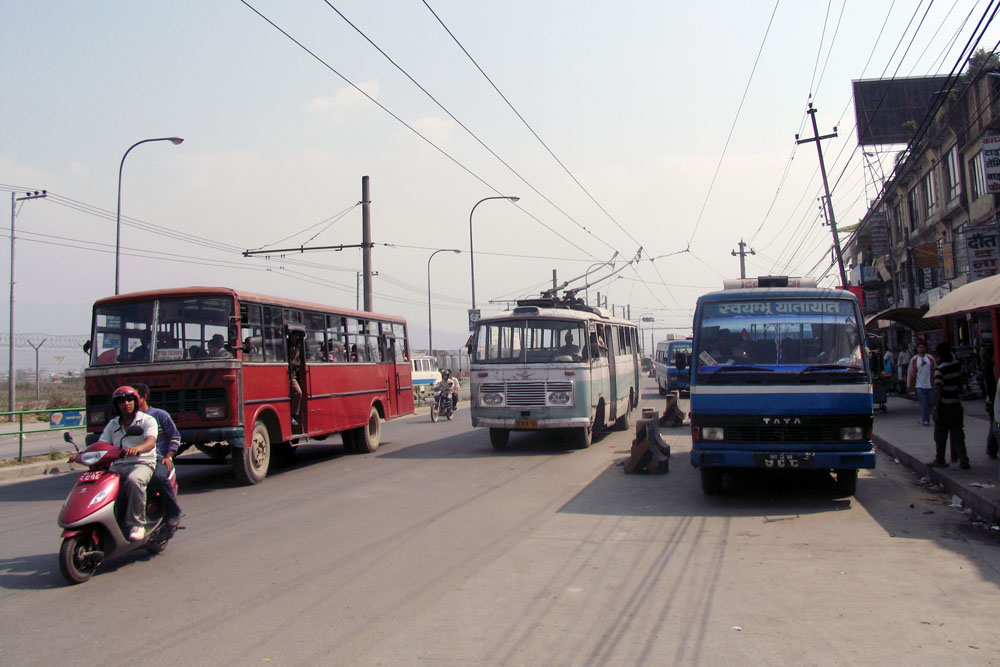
[984, 135, 1000, 193]
[965, 222, 1000, 281]
[467, 309, 481, 332]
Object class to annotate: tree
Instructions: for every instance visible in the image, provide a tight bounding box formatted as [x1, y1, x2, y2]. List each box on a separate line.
[964, 48, 1000, 83]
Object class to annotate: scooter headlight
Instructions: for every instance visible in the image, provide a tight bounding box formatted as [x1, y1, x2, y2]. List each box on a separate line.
[79, 451, 105, 466]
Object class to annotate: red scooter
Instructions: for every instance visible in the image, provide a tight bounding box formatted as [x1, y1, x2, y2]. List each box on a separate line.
[57, 431, 178, 584]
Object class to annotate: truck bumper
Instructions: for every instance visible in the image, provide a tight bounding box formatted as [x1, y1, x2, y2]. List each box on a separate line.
[691, 448, 876, 470]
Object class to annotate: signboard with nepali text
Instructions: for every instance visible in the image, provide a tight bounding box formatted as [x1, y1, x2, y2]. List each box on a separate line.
[984, 135, 1000, 193]
[965, 222, 1000, 281]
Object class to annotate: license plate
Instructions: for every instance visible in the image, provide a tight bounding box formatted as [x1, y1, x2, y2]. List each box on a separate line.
[78, 471, 104, 482]
[514, 419, 537, 429]
[753, 453, 814, 469]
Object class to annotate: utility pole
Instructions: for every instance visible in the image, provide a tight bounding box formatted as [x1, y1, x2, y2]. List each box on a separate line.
[731, 239, 755, 279]
[796, 102, 848, 288]
[9, 190, 47, 418]
[362, 175, 372, 312]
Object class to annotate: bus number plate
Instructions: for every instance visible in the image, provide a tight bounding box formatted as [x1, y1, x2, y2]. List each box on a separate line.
[754, 453, 814, 469]
[514, 419, 537, 429]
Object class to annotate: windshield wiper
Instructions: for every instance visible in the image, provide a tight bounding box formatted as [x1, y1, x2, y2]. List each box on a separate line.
[798, 364, 864, 377]
[711, 365, 774, 373]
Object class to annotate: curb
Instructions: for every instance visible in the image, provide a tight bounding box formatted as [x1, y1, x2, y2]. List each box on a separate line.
[873, 434, 1000, 524]
[0, 458, 83, 484]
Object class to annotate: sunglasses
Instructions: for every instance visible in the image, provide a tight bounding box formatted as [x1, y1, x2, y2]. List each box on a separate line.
[114, 396, 136, 404]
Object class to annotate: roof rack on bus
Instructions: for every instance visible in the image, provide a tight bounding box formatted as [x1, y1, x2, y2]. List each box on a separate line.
[722, 276, 818, 289]
[513, 296, 608, 317]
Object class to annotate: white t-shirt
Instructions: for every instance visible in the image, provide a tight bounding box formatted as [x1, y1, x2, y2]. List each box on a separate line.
[98, 411, 159, 465]
[911, 354, 934, 389]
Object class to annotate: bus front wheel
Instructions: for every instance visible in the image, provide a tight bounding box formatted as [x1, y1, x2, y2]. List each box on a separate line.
[701, 467, 723, 495]
[572, 424, 593, 449]
[234, 420, 270, 485]
[489, 428, 509, 450]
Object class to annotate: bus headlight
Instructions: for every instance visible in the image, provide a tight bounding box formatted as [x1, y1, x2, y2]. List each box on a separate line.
[840, 426, 864, 441]
[480, 392, 505, 407]
[203, 405, 226, 420]
[701, 427, 725, 441]
[547, 391, 571, 406]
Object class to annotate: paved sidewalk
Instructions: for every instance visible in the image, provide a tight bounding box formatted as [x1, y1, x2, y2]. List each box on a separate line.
[873, 393, 1000, 524]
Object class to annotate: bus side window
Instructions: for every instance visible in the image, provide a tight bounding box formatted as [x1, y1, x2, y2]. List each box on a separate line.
[263, 306, 286, 363]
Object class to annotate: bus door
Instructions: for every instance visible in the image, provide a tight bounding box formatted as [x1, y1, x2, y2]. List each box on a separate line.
[589, 323, 609, 411]
[287, 328, 306, 433]
[606, 325, 619, 407]
[381, 331, 398, 416]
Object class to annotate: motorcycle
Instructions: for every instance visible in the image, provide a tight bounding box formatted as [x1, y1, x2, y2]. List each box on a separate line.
[429, 387, 455, 422]
[57, 431, 178, 584]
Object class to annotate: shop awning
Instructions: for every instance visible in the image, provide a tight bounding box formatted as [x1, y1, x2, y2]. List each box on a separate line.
[865, 307, 939, 332]
[924, 274, 1000, 318]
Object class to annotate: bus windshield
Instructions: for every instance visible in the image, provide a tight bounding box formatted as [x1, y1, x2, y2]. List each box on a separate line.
[474, 319, 589, 364]
[695, 299, 864, 374]
[91, 296, 234, 365]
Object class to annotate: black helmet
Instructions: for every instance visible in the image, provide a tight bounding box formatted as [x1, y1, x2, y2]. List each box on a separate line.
[441, 369, 452, 379]
[111, 385, 139, 417]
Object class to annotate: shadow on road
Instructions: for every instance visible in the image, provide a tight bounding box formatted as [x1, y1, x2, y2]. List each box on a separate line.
[378, 428, 586, 460]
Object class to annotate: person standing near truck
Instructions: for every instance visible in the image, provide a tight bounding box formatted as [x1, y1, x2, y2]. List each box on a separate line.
[929, 342, 970, 469]
[908, 341, 935, 426]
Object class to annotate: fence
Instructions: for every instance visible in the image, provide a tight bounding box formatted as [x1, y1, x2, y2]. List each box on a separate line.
[1, 407, 87, 462]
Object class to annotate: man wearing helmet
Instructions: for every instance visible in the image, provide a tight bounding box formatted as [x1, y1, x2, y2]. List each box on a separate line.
[98, 386, 159, 541]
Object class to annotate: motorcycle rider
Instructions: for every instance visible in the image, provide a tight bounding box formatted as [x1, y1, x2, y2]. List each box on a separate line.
[98, 386, 158, 541]
[434, 369, 460, 412]
[134, 383, 182, 528]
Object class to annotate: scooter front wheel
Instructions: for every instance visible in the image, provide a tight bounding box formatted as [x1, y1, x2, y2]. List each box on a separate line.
[59, 534, 99, 584]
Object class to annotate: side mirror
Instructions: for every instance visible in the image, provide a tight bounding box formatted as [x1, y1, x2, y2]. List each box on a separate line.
[82, 340, 92, 355]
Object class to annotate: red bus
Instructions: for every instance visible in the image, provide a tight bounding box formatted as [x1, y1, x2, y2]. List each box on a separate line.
[83, 287, 414, 484]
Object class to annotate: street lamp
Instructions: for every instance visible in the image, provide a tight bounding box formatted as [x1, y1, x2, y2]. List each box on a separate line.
[469, 195, 519, 310]
[427, 249, 461, 353]
[115, 136, 184, 295]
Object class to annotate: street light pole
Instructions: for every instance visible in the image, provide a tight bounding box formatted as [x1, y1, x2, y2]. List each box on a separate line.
[9, 190, 47, 418]
[469, 195, 519, 310]
[115, 136, 183, 295]
[427, 249, 461, 353]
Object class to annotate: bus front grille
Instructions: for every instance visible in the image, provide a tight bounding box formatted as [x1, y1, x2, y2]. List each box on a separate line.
[89, 388, 226, 415]
[480, 381, 573, 407]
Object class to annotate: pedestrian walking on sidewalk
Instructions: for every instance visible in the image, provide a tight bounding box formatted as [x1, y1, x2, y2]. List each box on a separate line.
[908, 341, 935, 426]
[929, 341, 970, 469]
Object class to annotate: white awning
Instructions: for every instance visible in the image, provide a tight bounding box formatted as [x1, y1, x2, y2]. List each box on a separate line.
[924, 274, 1000, 318]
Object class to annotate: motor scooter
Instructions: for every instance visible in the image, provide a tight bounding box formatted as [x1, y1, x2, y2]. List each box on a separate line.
[57, 431, 178, 584]
[430, 387, 455, 422]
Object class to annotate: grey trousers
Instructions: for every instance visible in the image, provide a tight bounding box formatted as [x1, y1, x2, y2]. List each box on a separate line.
[110, 460, 154, 530]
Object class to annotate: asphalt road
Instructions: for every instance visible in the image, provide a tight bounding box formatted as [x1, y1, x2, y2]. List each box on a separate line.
[1, 378, 999, 665]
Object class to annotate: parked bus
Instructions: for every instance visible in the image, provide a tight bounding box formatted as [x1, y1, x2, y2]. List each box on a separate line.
[689, 276, 875, 496]
[411, 355, 442, 402]
[653, 338, 692, 395]
[83, 287, 414, 484]
[469, 298, 640, 450]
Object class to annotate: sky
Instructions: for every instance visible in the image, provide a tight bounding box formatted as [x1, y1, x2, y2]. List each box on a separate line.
[2, 0, 998, 371]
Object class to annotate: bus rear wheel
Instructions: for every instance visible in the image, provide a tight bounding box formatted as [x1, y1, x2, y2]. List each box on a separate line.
[352, 407, 382, 453]
[615, 403, 632, 431]
[234, 420, 270, 485]
[489, 428, 509, 450]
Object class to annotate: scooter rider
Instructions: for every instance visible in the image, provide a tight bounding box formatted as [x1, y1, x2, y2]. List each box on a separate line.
[99, 386, 158, 541]
[134, 383, 182, 528]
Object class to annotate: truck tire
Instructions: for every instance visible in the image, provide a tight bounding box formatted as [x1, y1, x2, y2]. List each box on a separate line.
[834, 469, 858, 496]
[701, 467, 723, 495]
[489, 428, 509, 450]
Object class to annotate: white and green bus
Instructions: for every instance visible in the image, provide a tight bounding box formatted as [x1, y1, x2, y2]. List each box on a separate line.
[469, 299, 640, 450]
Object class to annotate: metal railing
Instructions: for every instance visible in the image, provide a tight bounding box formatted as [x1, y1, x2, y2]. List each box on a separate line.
[1, 407, 87, 462]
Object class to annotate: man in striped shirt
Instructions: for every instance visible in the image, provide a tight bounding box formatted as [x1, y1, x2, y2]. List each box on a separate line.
[930, 341, 970, 469]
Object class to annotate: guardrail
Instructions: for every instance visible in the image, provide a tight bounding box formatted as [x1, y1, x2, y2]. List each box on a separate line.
[1, 407, 87, 462]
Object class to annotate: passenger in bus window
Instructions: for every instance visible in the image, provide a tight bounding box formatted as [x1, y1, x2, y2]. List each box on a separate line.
[559, 332, 580, 357]
[208, 334, 232, 358]
[288, 331, 304, 427]
[188, 345, 204, 359]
